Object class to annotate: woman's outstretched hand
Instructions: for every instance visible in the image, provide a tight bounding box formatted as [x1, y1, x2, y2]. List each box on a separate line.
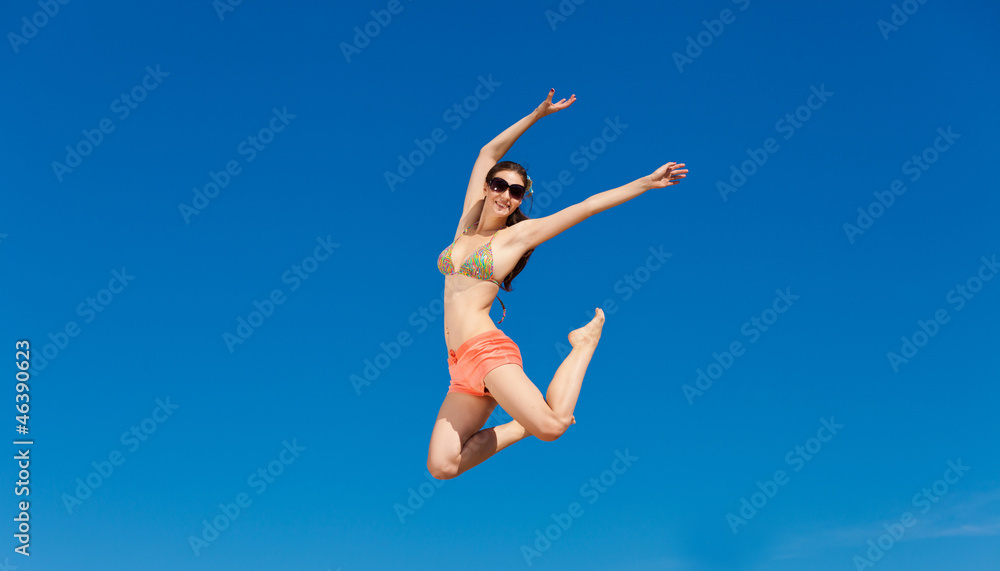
[536, 88, 576, 117]
[646, 162, 688, 189]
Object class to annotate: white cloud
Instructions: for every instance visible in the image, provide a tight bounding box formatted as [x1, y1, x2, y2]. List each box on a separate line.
[767, 487, 1000, 561]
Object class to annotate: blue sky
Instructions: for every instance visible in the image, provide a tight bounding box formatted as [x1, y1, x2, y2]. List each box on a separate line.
[2, 1, 999, 569]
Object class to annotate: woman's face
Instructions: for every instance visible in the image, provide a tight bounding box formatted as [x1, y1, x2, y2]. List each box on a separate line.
[485, 170, 525, 218]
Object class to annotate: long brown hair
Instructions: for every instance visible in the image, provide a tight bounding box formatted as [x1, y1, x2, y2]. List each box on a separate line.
[486, 161, 534, 292]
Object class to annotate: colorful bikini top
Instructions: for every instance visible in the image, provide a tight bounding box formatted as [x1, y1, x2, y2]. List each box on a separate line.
[437, 220, 507, 322]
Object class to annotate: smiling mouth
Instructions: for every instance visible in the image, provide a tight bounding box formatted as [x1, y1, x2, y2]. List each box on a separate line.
[495, 199, 509, 209]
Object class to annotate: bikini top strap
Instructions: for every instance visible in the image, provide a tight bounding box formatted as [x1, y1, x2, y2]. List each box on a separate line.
[452, 221, 477, 243]
[488, 225, 505, 244]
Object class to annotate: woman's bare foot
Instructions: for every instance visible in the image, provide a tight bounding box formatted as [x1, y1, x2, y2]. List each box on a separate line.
[568, 308, 605, 349]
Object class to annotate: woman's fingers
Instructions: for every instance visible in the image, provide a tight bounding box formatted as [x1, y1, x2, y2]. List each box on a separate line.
[542, 90, 576, 113]
[654, 162, 676, 177]
[650, 162, 688, 187]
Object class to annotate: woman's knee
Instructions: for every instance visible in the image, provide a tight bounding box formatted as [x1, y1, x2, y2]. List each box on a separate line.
[533, 415, 572, 442]
[427, 454, 460, 480]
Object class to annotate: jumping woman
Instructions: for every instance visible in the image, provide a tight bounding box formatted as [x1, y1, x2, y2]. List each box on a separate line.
[426, 89, 687, 479]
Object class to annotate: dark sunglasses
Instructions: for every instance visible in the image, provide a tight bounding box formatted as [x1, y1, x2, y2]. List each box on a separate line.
[488, 177, 530, 200]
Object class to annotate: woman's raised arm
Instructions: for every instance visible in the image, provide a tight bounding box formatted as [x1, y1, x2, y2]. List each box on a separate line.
[462, 89, 576, 214]
[514, 162, 688, 250]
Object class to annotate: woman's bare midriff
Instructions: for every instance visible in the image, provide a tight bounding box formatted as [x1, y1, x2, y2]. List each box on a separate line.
[443, 275, 505, 352]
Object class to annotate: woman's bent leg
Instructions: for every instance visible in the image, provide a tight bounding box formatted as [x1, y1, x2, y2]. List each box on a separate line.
[484, 308, 604, 442]
[427, 392, 530, 479]
[427, 392, 494, 479]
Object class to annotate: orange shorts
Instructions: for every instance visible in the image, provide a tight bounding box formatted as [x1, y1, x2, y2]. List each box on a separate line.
[448, 329, 523, 397]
